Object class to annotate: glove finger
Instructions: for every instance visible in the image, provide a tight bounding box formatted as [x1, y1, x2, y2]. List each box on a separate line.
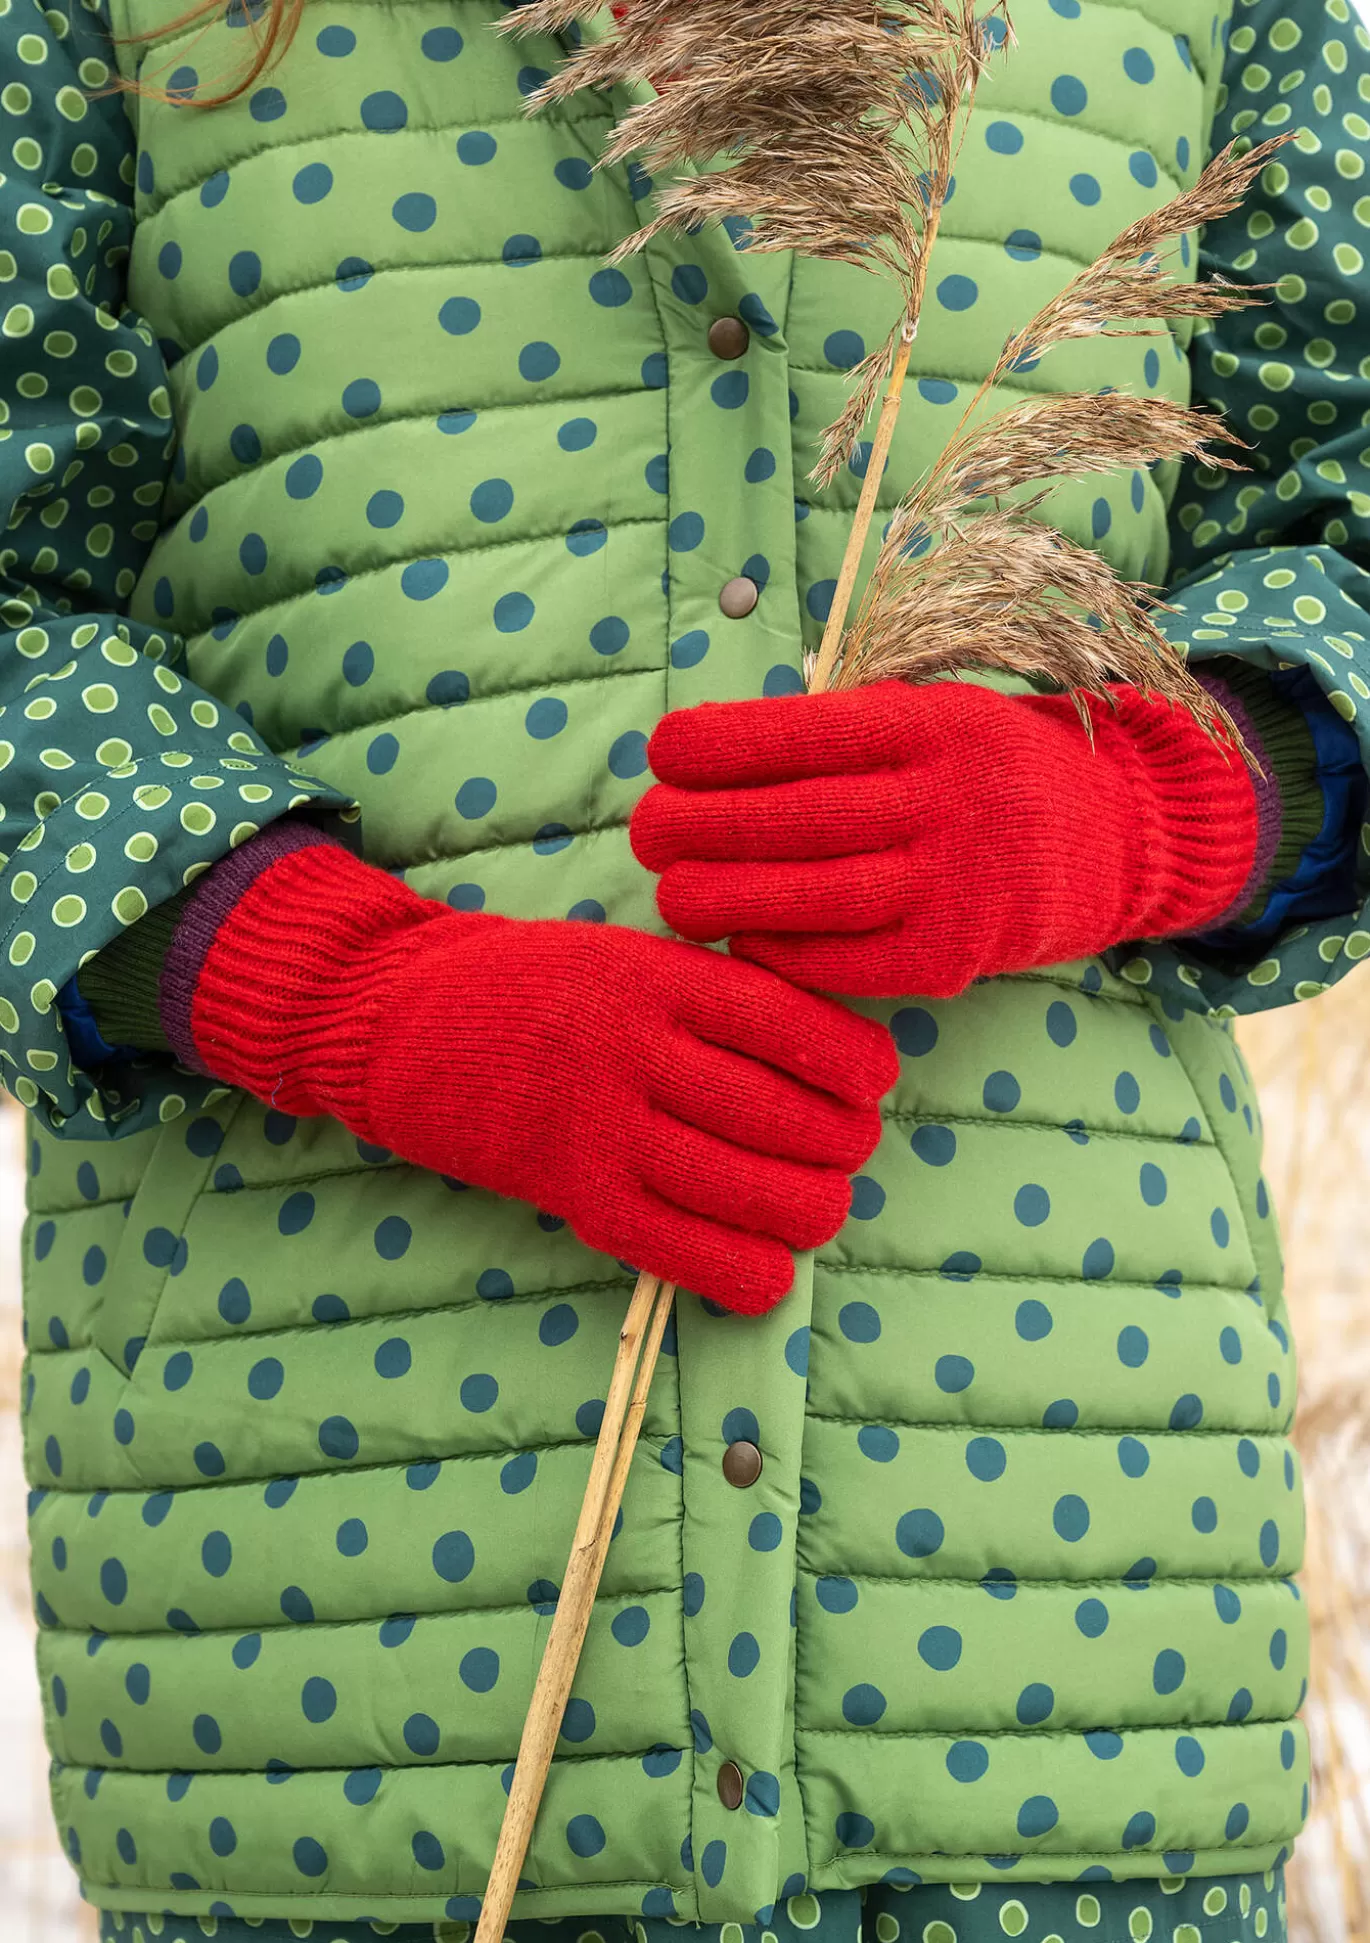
[643, 1114, 854, 1253]
[679, 947, 900, 1107]
[732, 927, 975, 1001]
[648, 682, 921, 789]
[631, 769, 914, 872]
[649, 1033, 884, 1173]
[584, 1190, 796, 1315]
[659, 850, 913, 944]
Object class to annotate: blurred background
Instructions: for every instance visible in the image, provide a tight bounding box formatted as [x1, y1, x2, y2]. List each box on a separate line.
[2, 989, 1368, 1943]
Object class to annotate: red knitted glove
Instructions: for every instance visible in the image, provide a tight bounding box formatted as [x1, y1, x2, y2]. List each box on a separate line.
[630, 679, 1259, 999]
[179, 842, 897, 1312]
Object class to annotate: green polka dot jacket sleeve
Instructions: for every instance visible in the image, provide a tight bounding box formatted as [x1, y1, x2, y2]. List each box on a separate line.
[0, 0, 350, 1140]
[1127, 0, 1370, 1015]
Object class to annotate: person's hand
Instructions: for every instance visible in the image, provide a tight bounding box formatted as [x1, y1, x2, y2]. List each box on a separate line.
[631, 678, 1259, 998]
[179, 839, 898, 1313]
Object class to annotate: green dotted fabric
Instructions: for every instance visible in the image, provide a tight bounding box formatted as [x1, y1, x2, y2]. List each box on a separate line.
[27, 972, 1308, 1920]
[97, 1871, 1288, 1943]
[3, 0, 1331, 1926]
[1136, 0, 1370, 1014]
[0, 0, 349, 1139]
[0, 0, 1364, 1145]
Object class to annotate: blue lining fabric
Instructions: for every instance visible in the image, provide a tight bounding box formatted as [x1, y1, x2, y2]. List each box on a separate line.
[55, 976, 142, 1069]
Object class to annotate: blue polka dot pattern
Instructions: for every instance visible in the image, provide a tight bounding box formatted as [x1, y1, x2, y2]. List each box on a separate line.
[986, 120, 1024, 154]
[1050, 73, 1088, 115]
[5, 0, 1323, 1909]
[947, 1739, 990, 1783]
[360, 90, 407, 131]
[1014, 1183, 1050, 1226]
[936, 274, 979, 311]
[934, 1354, 974, 1393]
[917, 1626, 963, 1671]
[839, 1300, 881, 1344]
[842, 1682, 887, 1726]
[966, 1437, 1007, 1482]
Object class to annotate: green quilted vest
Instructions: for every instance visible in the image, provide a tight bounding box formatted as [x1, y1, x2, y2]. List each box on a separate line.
[23, 0, 1308, 1923]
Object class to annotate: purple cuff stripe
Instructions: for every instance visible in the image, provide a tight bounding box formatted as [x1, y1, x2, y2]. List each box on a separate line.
[160, 821, 337, 1072]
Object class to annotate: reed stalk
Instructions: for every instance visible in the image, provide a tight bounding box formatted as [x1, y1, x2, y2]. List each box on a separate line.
[480, 6, 1294, 1930]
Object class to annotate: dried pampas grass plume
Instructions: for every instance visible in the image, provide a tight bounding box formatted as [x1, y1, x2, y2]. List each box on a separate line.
[504, 0, 997, 292]
[993, 137, 1285, 380]
[818, 133, 1293, 733]
[827, 510, 1237, 743]
[506, 0, 999, 494]
[503, 6, 1283, 736]
[479, 15, 1303, 1930]
[503, 7, 1289, 730]
[917, 392, 1247, 529]
[829, 389, 1249, 743]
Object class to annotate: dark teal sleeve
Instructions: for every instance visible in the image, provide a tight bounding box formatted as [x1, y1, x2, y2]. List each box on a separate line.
[0, 0, 352, 1138]
[1115, 0, 1370, 1016]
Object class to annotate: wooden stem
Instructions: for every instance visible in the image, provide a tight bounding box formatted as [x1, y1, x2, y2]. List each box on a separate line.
[807, 314, 917, 696]
[473, 1271, 675, 1943]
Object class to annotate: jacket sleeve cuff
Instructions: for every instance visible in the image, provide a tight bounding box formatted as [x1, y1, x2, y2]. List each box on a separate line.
[1189, 659, 1325, 931]
[10, 752, 353, 1139]
[1108, 544, 1370, 1017]
[160, 819, 342, 1070]
[67, 818, 342, 1062]
[66, 888, 189, 1060]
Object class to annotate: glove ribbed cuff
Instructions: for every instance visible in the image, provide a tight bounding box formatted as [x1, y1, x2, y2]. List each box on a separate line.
[1023, 686, 1260, 951]
[160, 820, 338, 1072]
[1192, 662, 1323, 928]
[1112, 691, 1261, 938]
[176, 840, 452, 1135]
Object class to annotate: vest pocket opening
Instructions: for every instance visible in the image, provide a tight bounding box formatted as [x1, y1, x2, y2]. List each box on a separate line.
[89, 1096, 247, 1384]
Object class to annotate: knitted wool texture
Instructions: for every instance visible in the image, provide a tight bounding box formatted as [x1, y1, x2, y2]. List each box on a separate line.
[632, 682, 1260, 995]
[182, 840, 898, 1311]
